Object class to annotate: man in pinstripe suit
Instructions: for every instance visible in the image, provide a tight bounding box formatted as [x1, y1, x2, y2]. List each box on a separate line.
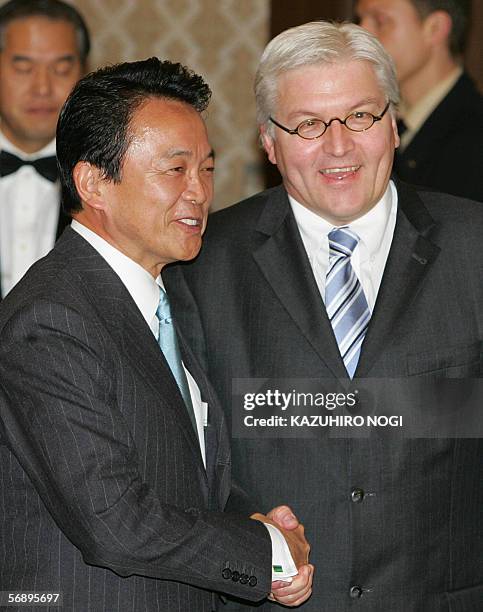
[0, 58, 313, 611]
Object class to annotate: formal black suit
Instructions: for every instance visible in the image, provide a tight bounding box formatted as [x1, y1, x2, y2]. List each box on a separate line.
[0, 228, 272, 612]
[165, 181, 483, 611]
[394, 72, 483, 202]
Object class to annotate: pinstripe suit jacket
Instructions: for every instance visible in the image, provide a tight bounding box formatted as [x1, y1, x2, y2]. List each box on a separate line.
[165, 181, 483, 612]
[0, 228, 272, 612]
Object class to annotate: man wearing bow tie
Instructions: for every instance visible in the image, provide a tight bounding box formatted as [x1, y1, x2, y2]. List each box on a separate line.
[0, 0, 90, 297]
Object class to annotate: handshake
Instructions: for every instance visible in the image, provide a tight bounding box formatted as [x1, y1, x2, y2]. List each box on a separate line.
[251, 506, 314, 607]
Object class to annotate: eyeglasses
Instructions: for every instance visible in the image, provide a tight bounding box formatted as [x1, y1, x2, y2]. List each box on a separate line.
[269, 101, 391, 140]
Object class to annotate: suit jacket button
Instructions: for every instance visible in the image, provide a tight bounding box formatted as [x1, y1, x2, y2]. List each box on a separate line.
[349, 585, 363, 599]
[248, 576, 258, 587]
[231, 571, 240, 582]
[222, 568, 232, 580]
[351, 487, 364, 503]
[239, 574, 249, 584]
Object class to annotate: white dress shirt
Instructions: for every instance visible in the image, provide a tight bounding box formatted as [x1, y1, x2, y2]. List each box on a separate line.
[71, 219, 296, 582]
[290, 180, 398, 311]
[0, 131, 61, 297]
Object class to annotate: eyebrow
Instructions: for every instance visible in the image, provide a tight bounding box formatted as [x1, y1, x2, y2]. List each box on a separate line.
[12, 54, 77, 63]
[288, 98, 384, 120]
[163, 148, 215, 161]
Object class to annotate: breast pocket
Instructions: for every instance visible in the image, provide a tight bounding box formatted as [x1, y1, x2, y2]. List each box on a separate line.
[407, 342, 482, 376]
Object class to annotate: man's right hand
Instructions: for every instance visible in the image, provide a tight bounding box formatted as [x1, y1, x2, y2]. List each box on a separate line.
[250, 511, 310, 568]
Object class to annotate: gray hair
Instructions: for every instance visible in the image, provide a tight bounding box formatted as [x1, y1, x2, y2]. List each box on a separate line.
[255, 21, 400, 133]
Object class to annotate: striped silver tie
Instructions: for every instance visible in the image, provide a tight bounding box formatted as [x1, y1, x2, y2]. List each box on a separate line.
[325, 227, 371, 378]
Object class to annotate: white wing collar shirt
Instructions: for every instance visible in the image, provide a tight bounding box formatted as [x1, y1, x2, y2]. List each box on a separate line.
[0, 131, 61, 297]
[290, 179, 398, 312]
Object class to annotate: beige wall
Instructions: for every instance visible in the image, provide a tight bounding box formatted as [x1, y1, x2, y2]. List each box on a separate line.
[71, 0, 270, 211]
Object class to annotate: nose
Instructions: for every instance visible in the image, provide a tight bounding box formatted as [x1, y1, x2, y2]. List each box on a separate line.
[322, 120, 355, 157]
[183, 171, 212, 205]
[31, 66, 53, 96]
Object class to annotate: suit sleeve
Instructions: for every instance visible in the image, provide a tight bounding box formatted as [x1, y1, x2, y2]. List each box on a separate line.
[0, 299, 271, 601]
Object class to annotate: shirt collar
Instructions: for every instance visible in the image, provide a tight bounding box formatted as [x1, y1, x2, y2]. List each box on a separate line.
[0, 130, 56, 160]
[289, 180, 397, 260]
[71, 220, 161, 332]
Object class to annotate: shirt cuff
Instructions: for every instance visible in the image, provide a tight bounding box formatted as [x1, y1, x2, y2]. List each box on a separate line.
[263, 523, 298, 582]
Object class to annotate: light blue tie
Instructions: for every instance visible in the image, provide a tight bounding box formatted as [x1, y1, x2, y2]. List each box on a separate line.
[156, 288, 196, 431]
[325, 227, 371, 378]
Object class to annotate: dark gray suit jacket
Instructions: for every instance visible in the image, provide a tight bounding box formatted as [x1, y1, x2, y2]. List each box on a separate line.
[165, 181, 483, 611]
[0, 228, 272, 612]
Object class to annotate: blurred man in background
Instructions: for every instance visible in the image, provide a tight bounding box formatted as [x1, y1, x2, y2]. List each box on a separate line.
[0, 0, 90, 297]
[356, 0, 483, 201]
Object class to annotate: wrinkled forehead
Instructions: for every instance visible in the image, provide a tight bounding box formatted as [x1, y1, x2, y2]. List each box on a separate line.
[276, 60, 385, 104]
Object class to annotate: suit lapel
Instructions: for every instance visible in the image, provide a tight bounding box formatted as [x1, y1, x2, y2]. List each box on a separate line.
[252, 187, 347, 378]
[356, 181, 441, 376]
[177, 332, 224, 498]
[57, 228, 205, 468]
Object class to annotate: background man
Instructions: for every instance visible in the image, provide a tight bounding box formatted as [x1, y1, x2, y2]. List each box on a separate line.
[355, 0, 483, 201]
[0, 58, 313, 611]
[0, 0, 90, 297]
[166, 22, 483, 611]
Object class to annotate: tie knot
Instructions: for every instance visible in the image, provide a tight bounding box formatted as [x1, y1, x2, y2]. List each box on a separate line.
[156, 288, 173, 324]
[328, 227, 359, 258]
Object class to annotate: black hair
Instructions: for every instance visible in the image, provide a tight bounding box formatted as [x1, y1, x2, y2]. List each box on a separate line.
[411, 0, 471, 56]
[56, 57, 212, 214]
[0, 0, 90, 63]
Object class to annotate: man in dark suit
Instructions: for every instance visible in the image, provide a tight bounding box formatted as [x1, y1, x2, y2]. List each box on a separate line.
[0, 58, 314, 611]
[0, 0, 90, 297]
[356, 0, 483, 202]
[165, 21, 483, 611]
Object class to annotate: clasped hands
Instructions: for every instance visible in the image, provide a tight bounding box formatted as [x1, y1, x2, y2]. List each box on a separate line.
[251, 505, 313, 607]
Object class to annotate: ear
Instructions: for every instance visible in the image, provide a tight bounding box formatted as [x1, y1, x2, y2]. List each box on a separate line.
[259, 124, 277, 165]
[73, 161, 106, 211]
[391, 114, 400, 149]
[423, 10, 452, 47]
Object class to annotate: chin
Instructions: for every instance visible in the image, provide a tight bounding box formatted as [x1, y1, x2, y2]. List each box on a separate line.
[179, 248, 202, 262]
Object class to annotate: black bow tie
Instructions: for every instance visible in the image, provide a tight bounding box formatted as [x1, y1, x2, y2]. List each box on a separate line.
[0, 150, 58, 182]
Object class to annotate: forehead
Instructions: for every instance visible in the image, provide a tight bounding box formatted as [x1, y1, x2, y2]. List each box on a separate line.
[277, 61, 384, 110]
[357, 0, 417, 16]
[2, 16, 79, 57]
[126, 98, 210, 154]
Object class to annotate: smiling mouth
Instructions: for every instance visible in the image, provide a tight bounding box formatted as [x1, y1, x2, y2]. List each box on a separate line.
[178, 218, 201, 226]
[320, 165, 360, 178]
